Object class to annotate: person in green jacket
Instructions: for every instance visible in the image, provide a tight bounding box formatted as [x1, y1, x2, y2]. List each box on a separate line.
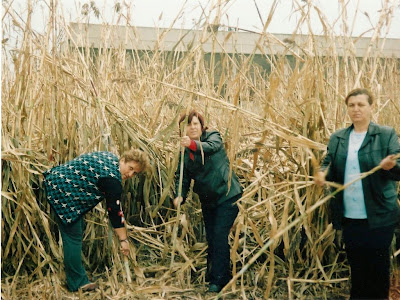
[174, 110, 242, 293]
[314, 88, 400, 299]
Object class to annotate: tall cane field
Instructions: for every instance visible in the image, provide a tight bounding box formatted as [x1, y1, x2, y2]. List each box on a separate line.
[2, 0, 400, 299]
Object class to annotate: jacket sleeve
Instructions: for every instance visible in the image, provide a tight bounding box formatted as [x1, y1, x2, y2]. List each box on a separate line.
[97, 177, 125, 228]
[383, 128, 400, 181]
[193, 131, 223, 154]
[320, 135, 337, 182]
[174, 153, 191, 203]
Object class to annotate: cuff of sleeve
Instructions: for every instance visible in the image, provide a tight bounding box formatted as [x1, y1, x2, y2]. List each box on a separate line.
[111, 221, 125, 229]
[388, 164, 400, 175]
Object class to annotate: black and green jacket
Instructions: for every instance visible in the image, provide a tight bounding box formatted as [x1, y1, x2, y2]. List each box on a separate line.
[321, 122, 400, 229]
[175, 130, 242, 206]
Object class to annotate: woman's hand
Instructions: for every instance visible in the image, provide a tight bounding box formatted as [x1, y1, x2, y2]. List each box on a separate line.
[120, 240, 130, 256]
[180, 136, 191, 148]
[380, 154, 397, 170]
[334, 230, 343, 249]
[173, 196, 183, 208]
[314, 171, 326, 187]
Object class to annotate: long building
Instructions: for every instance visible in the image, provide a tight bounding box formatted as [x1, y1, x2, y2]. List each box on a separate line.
[67, 22, 400, 86]
[68, 22, 400, 58]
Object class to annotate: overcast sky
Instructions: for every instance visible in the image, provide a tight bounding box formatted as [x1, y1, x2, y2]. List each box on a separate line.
[6, 0, 400, 38]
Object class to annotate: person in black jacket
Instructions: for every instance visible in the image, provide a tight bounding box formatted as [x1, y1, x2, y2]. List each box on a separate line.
[174, 110, 242, 293]
[43, 149, 150, 292]
[314, 88, 400, 299]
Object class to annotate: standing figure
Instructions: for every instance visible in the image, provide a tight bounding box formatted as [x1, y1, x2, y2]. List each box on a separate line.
[315, 88, 400, 299]
[43, 149, 150, 292]
[173, 110, 243, 293]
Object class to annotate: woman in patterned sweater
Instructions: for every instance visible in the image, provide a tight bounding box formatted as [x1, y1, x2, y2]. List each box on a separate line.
[43, 148, 150, 292]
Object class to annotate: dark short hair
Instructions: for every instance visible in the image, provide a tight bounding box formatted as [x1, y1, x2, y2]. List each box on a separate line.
[178, 110, 208, 132]
[345, 88, 374, 105]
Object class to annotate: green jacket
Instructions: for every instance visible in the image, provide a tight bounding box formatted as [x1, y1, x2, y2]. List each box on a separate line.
[322, 122, 400, 229]
[175, 130, 242, 206]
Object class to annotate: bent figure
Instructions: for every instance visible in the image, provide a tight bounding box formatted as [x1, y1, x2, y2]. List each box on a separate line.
[173, 110, 243, 293]
[43, 149, 150, 292]
[315, 88, 400, 300]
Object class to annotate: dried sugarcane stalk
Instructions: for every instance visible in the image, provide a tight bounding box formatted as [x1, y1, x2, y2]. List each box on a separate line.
[124, 256, 132, 284]
[170, 109, 190, 268]
[2, 0, 400, 298]
[216, 154, 400, 297]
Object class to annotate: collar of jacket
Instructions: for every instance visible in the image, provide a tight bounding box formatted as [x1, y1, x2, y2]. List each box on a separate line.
[335, 122, 382, 152]
[200, 130, 208, 141]
[336, 122, 380, 139]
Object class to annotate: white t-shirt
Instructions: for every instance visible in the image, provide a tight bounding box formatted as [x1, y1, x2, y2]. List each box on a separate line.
[343, 130, 368, 219]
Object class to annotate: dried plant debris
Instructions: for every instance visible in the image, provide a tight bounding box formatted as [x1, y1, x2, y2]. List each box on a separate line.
[2, 0, 400, 299]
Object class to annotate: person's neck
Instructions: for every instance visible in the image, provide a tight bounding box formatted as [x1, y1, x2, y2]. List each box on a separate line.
[353, 121, 369, 133]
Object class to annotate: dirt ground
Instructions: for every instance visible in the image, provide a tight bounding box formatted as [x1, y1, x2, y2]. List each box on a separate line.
[390, 269, 400, 300]
[2, 268, 400, 299]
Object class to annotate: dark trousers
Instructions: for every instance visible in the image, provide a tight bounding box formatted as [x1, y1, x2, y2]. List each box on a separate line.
[56, 216, 90, 291]
[202, 195, 240, 286]
[342, 219, 395, 300]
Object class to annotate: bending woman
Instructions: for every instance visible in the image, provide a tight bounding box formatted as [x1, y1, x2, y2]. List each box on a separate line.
[43, 149, 150, 292]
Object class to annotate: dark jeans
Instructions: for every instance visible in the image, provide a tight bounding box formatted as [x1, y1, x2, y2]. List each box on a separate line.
[342, 218, 395, 300]
[202, 195, 240, 286]
[56, 216, 90, 291]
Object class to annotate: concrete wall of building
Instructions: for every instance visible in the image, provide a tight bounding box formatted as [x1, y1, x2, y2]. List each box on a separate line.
[68, 22, 400, 58]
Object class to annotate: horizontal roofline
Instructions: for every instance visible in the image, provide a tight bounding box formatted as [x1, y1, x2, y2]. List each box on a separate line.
[68, 22, 400, 58]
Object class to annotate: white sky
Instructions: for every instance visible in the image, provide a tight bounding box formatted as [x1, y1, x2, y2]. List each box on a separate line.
[6, 0, 400, 38]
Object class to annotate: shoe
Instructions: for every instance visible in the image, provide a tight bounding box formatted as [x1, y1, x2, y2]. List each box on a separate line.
[208, 284, 222, 293]
[80, 282, 98, 292]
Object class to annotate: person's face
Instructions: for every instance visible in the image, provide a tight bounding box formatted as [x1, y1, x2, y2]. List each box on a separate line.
[347, 94, 372, 124]
[119, 160, 142, 180]
[185, 116, 202, 140]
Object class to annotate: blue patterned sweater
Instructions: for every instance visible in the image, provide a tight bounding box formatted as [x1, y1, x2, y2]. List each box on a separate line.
[43, 151, 125, 227]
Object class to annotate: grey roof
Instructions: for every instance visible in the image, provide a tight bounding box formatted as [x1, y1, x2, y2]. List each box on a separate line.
[68, 22, 400, 58]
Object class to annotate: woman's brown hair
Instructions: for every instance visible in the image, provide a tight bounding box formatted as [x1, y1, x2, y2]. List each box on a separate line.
[178, 110, 208, 132]
[345, 88, 374, 105]
[120, 148, 151, 175]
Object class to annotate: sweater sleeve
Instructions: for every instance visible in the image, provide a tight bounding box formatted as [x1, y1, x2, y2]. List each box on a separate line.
[188, 139, 197, 151]
[97, 177, 125, 228]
